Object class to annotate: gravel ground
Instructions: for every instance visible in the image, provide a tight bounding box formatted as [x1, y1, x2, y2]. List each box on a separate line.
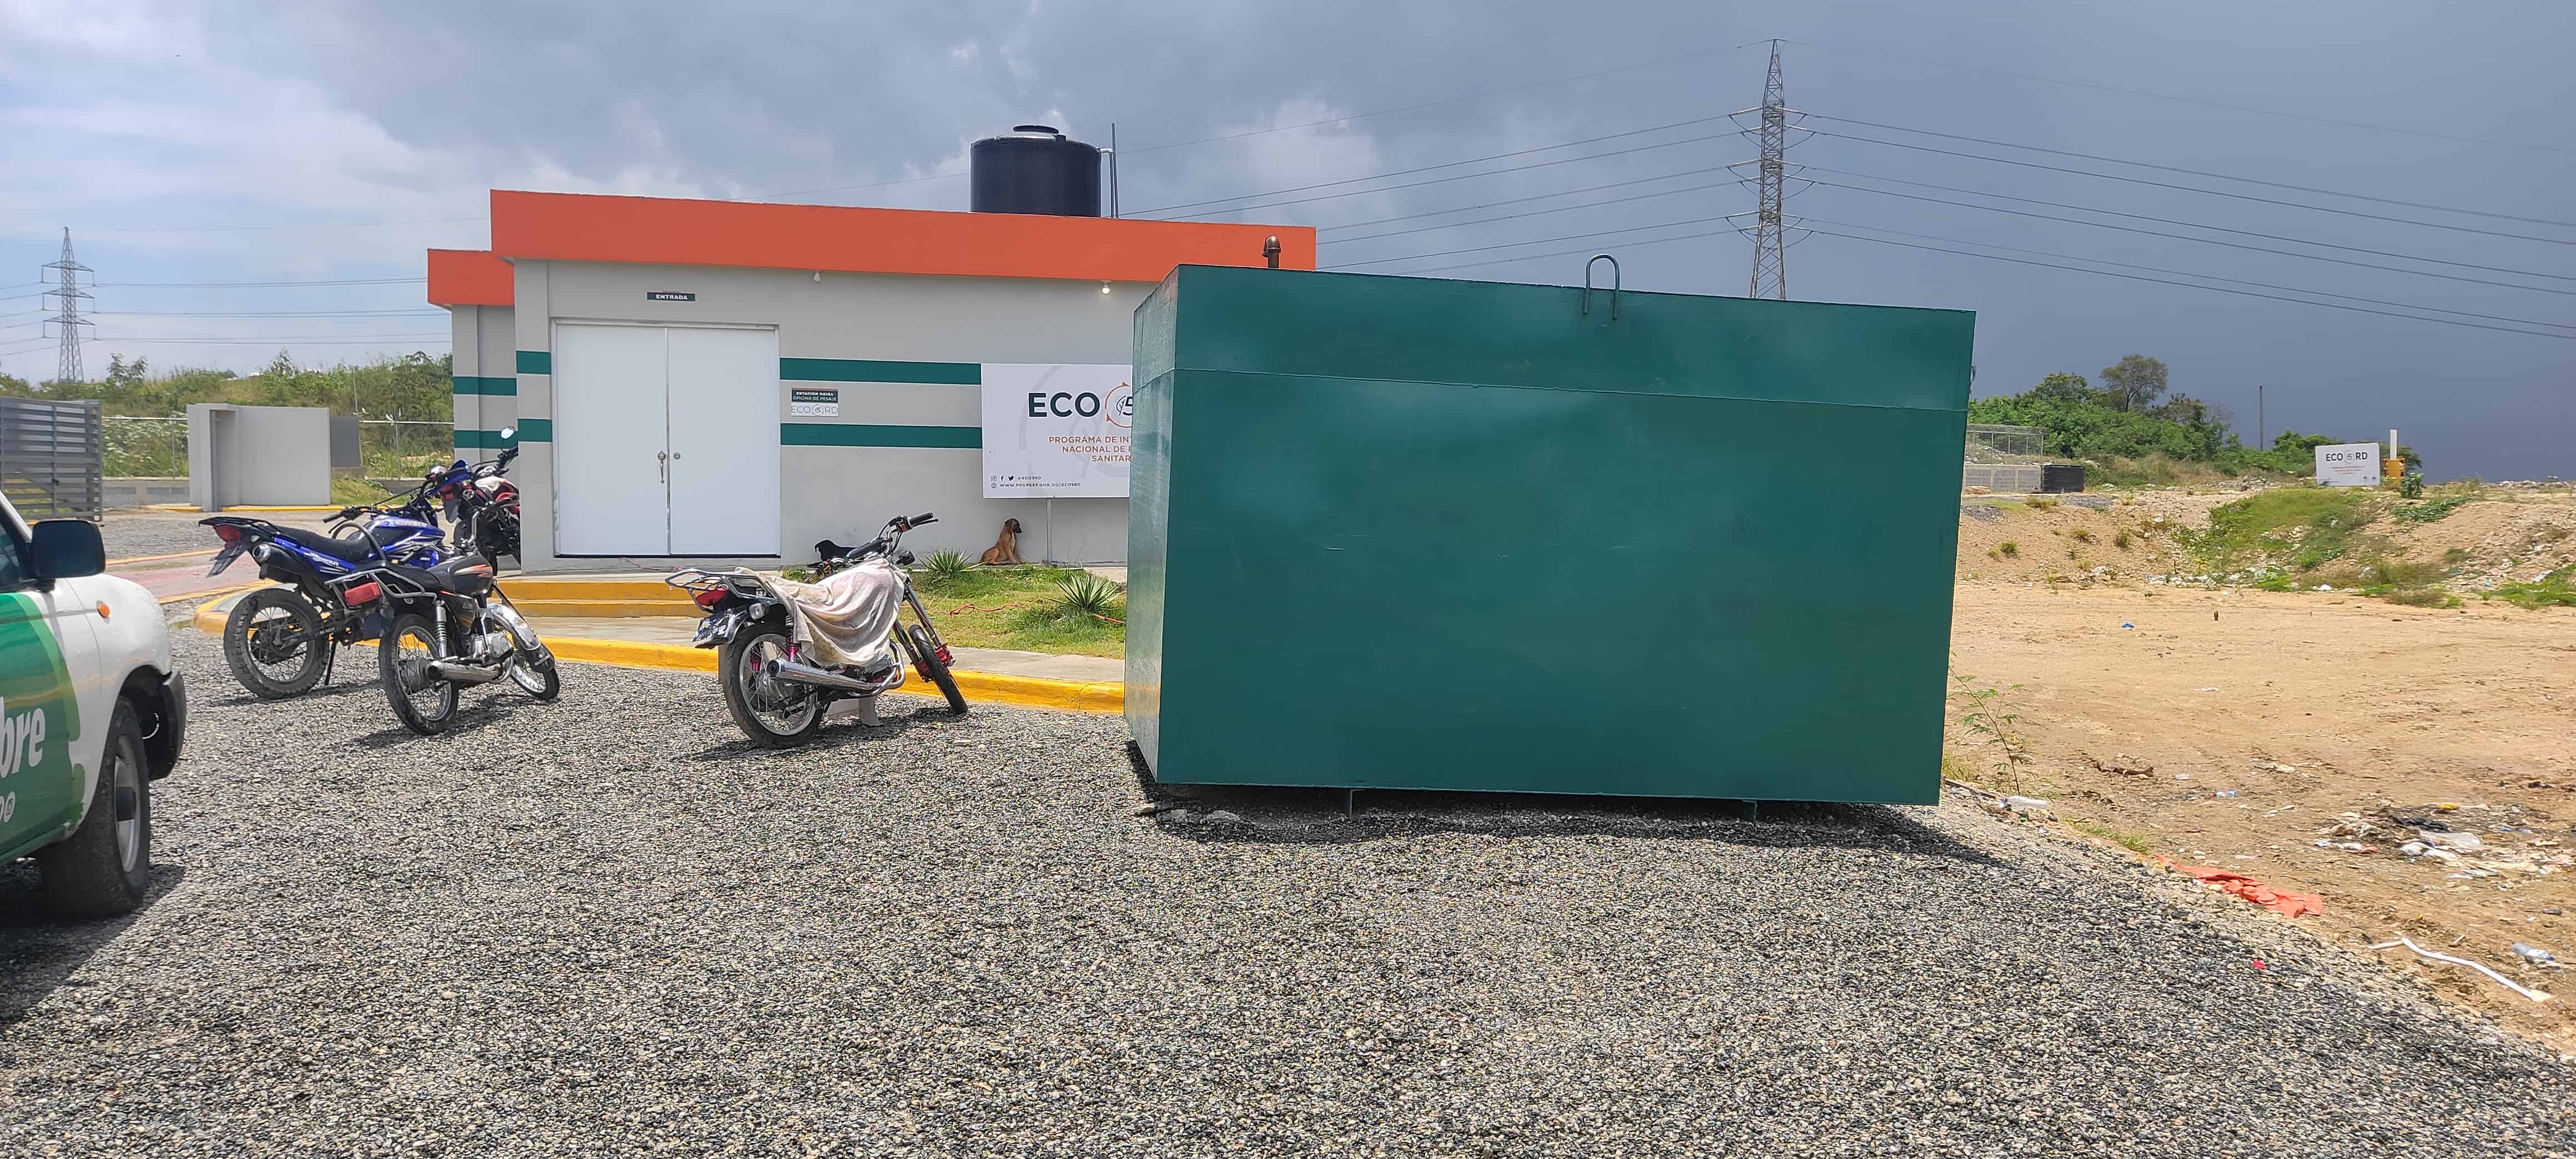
[2, 620, 2570, 1157]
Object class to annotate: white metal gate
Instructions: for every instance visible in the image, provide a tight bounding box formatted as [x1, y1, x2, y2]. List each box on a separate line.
[0, 397, 104, 520]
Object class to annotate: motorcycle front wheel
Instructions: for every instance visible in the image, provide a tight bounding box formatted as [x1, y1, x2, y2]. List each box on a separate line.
[719, 622, 824, 747]
[901, 624, 969, 717]
[379, 612, 460, 735]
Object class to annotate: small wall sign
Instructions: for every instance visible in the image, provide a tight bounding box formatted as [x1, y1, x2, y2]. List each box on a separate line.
[646, 291, 696, 302]
[790, 387, 841, 417]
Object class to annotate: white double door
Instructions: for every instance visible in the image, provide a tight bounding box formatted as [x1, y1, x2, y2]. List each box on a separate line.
[554, 322, 781, 556]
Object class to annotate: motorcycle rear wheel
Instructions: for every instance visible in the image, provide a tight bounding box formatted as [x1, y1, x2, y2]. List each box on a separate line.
[224, 587, 328, 699]
[720, 622, 824, 747]
[380, 612, 460, 735]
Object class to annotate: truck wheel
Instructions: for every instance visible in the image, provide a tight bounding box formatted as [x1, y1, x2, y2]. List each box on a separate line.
[224, 588, 326, 699]
[37, 698, 153, 917]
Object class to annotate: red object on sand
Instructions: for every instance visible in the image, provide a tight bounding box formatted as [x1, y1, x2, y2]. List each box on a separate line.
[2160, 860, 2326, 919]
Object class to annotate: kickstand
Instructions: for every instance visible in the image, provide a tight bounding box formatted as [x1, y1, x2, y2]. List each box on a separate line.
[319, 641, 339, 687]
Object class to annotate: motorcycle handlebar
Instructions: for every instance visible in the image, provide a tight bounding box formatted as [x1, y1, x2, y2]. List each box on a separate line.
[910, 512, 937, 527]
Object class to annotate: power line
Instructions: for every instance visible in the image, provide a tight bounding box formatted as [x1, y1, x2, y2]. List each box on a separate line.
[1375, 227, 1743, 277]
[1798, 168, 2576, 280]
[1316, 167, 1730, 233]
[751, 44, 1730, 202]
[5, 216, 482, 237]
[100, 276, 427, 288]
[1152, 133, 1727, 220]
[91, 335, 451, 345]
[1120, 46, 1726, 156]
[1324, 214, 1745, 270]
[1321, 175, 1729, 245]
[1797, 113, 2576, 230]
[1802, 177, 2576, 296]
[1807, 228, 2576, 341]
[99, 309, 449, 318]
[1775, 37, 2576, 156]
[1134, 117, 1727, 216]
[1798, 125, 2576, 244]
[1803, 216, 2576, 331]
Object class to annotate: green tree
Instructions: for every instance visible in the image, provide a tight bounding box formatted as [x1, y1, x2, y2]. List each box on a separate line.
[2098, 354, 2169, 412]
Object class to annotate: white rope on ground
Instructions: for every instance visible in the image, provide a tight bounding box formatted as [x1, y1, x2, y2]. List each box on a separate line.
[2368, 936, 2554, 1002]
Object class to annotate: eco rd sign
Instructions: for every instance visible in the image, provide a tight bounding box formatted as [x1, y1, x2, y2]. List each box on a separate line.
[979, 363, 1134, 498]
[2315, 444, 2382, 487]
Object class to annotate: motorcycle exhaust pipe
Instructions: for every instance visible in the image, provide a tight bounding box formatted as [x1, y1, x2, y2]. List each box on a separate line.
[427, 660, 507, 686]
[762, 657, 882, 694]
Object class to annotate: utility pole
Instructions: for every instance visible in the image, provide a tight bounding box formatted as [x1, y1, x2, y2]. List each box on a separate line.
[41, 228, 93, 384]
[1747, 40, 1791, 300]
[2256, 383, 2265, 449]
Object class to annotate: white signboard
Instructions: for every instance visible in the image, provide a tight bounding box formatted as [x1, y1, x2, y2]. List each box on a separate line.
[980, 363, 1134, 498]
[2315, 443, 2382, 487]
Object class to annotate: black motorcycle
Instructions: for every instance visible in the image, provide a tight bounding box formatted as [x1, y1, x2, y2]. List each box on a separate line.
[357, 554, 560, 734]
[430, 431, 523, 566]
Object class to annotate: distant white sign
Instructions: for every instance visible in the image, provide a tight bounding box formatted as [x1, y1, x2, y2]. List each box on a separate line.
[980, 364, 1134, 498]
[2315, 443, 2383, 487]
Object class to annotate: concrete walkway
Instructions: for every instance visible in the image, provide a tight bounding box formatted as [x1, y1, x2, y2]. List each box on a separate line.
[520, 616, 1122, 682]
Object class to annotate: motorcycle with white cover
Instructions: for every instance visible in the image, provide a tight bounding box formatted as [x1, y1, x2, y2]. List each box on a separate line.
[669, 512, 968, 746]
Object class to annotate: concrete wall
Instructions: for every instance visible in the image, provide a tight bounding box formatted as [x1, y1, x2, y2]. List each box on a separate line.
[449, 304, 520, 449]
[185, 404, 331, 509]
[102, 478, 190, 508]
[508, 259, 1146, 572]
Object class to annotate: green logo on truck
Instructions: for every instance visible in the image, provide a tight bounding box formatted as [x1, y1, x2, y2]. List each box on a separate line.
[0, 592, 82, 845]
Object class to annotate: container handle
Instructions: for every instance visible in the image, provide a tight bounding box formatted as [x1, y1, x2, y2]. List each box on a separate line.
[1581, 254, 1621, 320]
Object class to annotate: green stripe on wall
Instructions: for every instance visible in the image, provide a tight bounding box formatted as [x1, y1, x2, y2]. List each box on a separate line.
[515, 419, 552, 442]
[516, 350, 551, 375]
[780, 357, 979, 385]
[781, 423, 979, 449]
[455, 429, 516, 450]
[452, 375, 517, 396]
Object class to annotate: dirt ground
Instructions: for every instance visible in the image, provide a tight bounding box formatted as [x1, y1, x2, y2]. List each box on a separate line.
[1948, 571, 2576, 1051]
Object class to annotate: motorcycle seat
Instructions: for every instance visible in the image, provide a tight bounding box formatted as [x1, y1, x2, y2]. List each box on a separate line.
[274, 526, 381, 563]
[384, 558, 495, 597]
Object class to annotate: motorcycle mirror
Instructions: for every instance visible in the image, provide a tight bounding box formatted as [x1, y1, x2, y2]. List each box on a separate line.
[497, 425, 517, 441]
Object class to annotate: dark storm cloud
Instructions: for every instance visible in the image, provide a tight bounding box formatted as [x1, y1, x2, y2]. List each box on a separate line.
[17, 1, 2574, 476]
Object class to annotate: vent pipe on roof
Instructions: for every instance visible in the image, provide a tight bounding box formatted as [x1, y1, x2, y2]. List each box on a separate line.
[970, 124, 1104, 217]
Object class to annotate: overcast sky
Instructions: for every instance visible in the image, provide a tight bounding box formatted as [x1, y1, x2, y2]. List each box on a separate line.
[3, 0, 2569, 478]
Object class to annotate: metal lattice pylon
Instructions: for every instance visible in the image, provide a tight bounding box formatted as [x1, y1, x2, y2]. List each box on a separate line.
[41, 228, 93, 384]
[1747, 41, 1791, 300]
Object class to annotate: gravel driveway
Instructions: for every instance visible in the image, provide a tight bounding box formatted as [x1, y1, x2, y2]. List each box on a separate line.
[3, 622, 2570, 1157]
[98, 509, 339, 562]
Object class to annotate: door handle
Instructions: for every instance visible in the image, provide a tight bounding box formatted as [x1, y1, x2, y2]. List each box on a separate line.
[657, 449, 668, 482]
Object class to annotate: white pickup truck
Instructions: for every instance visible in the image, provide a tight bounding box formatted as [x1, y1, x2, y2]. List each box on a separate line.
[0, 493, 187, 916]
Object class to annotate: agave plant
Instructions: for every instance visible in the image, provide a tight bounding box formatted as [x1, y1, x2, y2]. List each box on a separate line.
[1050, 572, 1125, 622]
[918, 548, 973, 588]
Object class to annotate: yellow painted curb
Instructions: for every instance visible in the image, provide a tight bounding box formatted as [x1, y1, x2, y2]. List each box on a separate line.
[505, 599, 697, 618]
[169, 582, 269, 611]
[547, 636, 1122, 714]
[110, 547, 218, 566]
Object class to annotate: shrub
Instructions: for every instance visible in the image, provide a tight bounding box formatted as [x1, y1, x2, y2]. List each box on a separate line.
[2069, 527, 2095, 543]
[1998, 541, 2020, 558]
[2027, 497, 2060, 511]
[2491, 566, 2576, 609]
[1048, 572, 1126, 622]
[2113, 530, 2134, 550]
[2393, 496, 2473, 524]
[918, 548, 973, 588]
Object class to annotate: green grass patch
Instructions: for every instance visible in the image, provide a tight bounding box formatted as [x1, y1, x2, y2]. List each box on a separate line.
[2490, 565, 2576, 610]
[913, 566, 1125, 657]
[2393, 495, 2474, 524]
[1998, 541, 2020, 558]
[2180, 488, 2378, 575]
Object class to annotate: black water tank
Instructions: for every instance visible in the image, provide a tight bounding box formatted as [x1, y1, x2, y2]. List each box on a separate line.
[970, 125, 1103, 216]
[2040, 463, 2087, 493]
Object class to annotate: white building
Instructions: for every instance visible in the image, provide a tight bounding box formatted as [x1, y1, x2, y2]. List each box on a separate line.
[430, 190, 1309, 572]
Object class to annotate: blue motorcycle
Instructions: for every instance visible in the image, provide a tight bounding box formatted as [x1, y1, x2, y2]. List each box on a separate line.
[202, 475, 450, 699]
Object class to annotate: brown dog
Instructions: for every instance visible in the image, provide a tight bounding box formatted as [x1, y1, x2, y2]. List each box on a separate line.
[979, 517, 1024, 566]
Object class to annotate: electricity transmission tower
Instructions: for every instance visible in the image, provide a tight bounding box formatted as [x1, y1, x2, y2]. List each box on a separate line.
[1744, 39, 1793, 300]
[41, 228, 93, 383]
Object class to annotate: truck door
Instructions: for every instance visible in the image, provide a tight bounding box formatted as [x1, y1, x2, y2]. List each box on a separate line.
[0, 521, 97, 861]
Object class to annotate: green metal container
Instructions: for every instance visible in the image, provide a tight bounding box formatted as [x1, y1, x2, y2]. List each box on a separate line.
[1127, 265, 1973, 802]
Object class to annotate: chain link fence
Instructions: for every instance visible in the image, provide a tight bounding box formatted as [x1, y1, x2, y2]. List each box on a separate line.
[104, 416, 459, 478]
[1963, 424, 2049, 493]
